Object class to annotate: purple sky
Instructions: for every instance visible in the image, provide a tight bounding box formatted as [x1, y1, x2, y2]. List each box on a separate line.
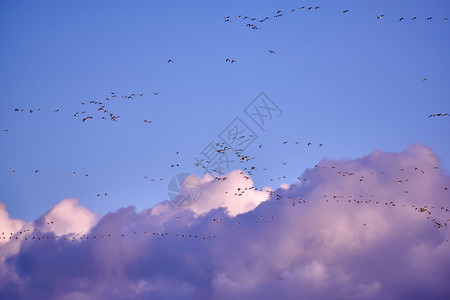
[1, 143, 449, 299]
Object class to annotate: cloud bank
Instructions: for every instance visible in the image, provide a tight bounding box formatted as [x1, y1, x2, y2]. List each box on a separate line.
[1, 143, 449, 299]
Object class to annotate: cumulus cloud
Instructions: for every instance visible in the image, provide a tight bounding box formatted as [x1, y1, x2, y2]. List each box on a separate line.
[0, 203, 26, 245]
[176, 170, 272, 217]
[39, 198, 99, 237]
[0, 143, 449, 299]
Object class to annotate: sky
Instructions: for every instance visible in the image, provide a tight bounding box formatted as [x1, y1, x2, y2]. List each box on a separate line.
[0, 0, 450, 299]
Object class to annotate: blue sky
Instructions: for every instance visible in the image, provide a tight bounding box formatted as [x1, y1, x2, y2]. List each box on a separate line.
[0, 0, 449, 221]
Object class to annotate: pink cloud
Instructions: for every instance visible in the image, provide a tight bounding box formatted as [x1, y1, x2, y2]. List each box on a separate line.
[0, 143, 449, 299]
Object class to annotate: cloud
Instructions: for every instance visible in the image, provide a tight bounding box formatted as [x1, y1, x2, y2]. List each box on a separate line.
[39, 198, 99, 237]
[176, 170, 273, 217]
[0, 143, 449, 299]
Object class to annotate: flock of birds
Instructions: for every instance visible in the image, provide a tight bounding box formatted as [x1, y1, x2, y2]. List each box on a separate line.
[2, 162, 449, 243]
[2, 134, 450, 243]
[76, 92, 145, 123]
[11, 92, 148, 124]
[214, 163, 450, 230]
[225, 6, 321, 30]
[1, 6, 449, 247]
[5, 137, 326, 188]
[192, 138, 324, 175]
[429, 113, 449, 118]
[225, 5, 448, 31]
[1, 225, 218, 243]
